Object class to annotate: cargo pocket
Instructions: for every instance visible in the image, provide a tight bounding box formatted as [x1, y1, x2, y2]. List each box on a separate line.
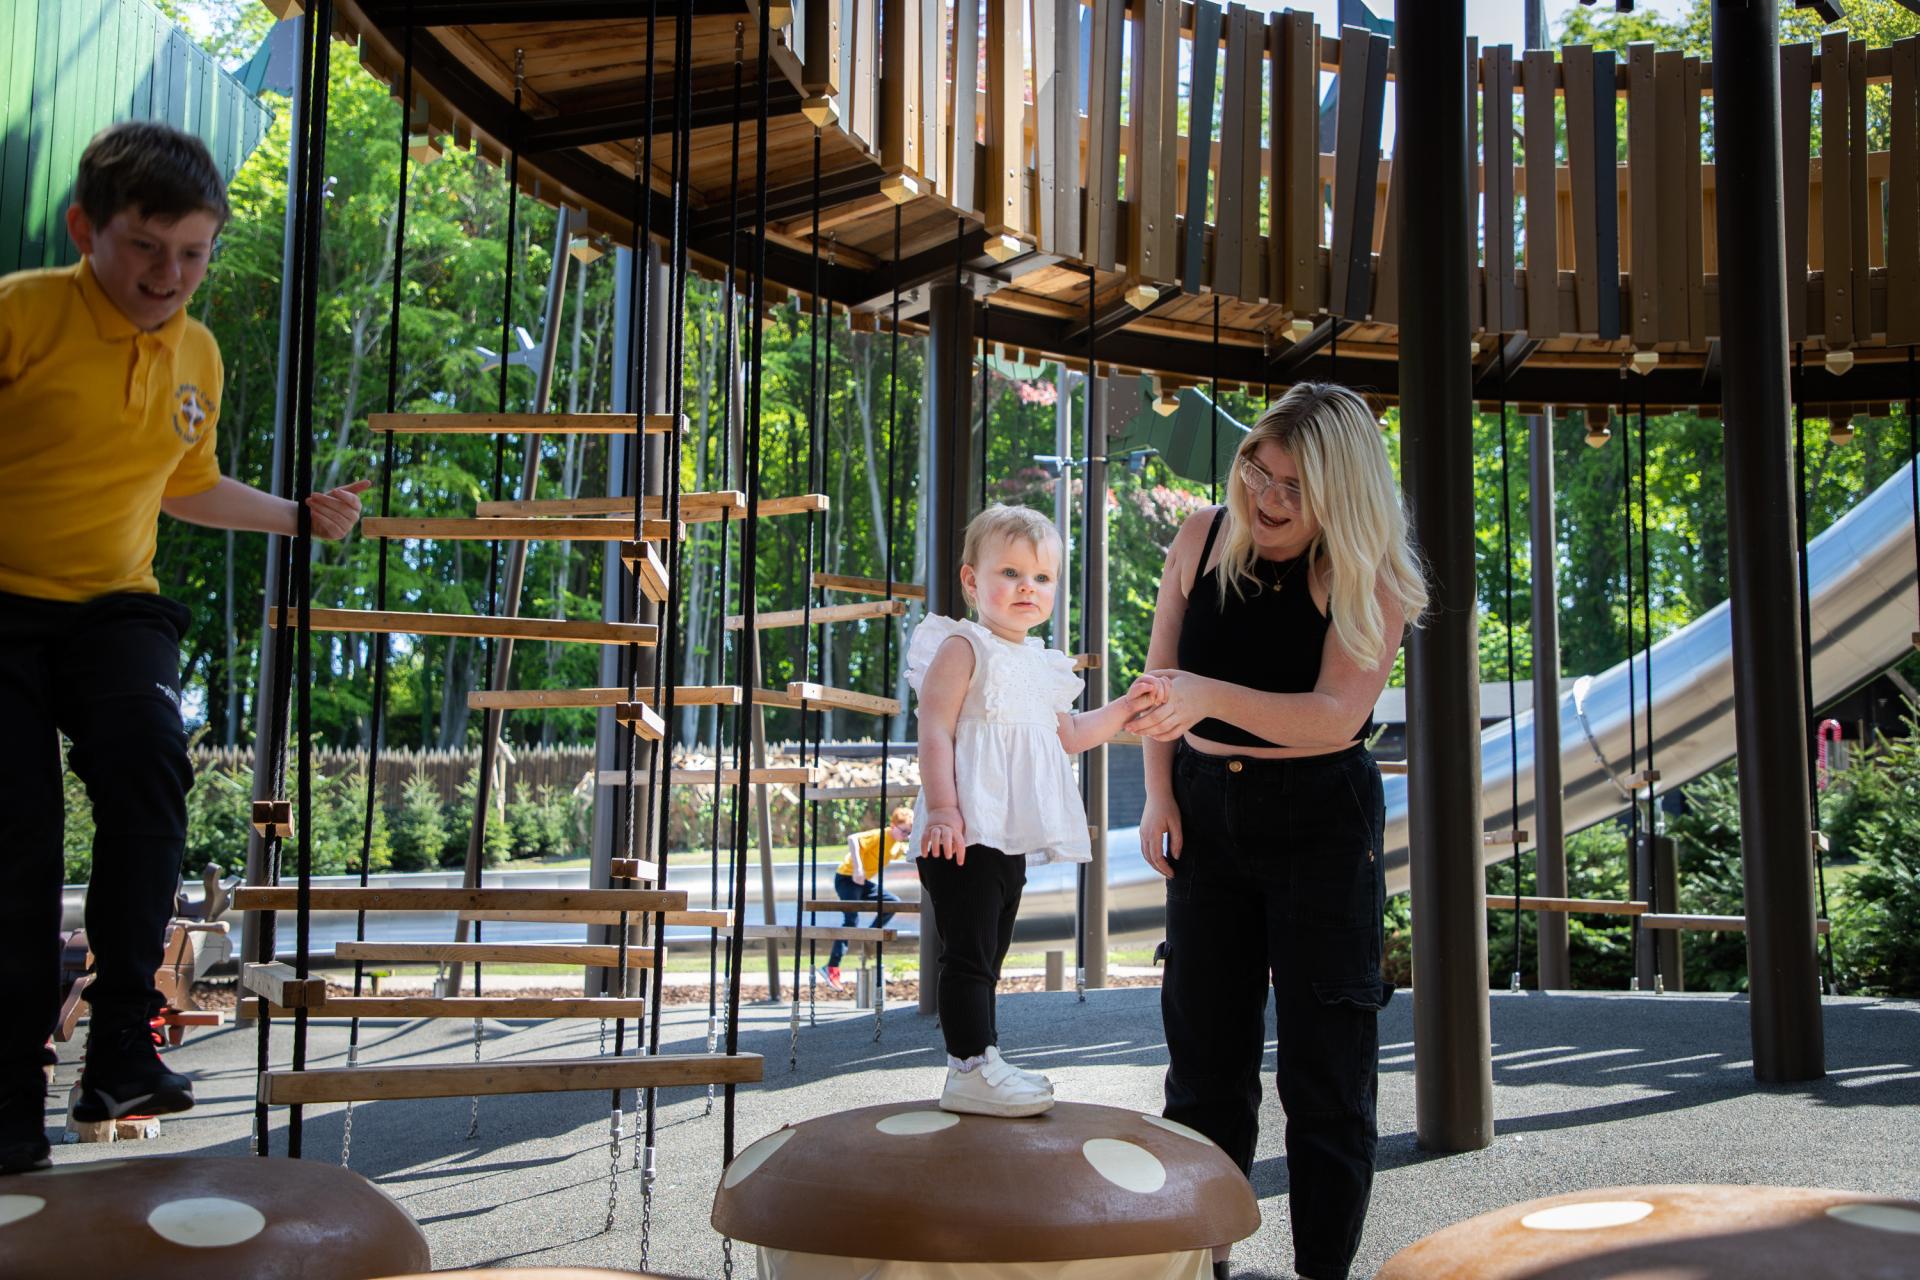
[1311, 974, 1395, 1012]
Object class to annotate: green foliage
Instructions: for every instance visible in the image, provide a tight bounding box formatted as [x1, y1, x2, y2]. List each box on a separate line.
[391, 773, 450, 871]
[62, 763, 95, 884]
[1829, 729, 1920, 996]
[183, 763, 255, 879]
[506, 782, 582, 861]
[456, 768, 514, 868]
[304, 765, 393, 876]
[1665, 766, 1756, 991]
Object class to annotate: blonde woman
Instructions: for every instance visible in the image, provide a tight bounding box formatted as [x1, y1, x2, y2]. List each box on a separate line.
[1126, 383, 1427, 1280]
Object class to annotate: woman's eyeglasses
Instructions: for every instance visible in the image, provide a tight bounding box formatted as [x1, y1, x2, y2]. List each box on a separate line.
[1238, 461, 1303, 513]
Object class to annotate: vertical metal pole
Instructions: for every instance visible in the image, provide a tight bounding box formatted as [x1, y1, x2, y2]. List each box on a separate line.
[923, 279, 975, 1014]
[1053, 364, 1073, 647]
[1710, 0, 1824, 1082]
[1529, 409, 1569, 989]
[1396, 0, 1493, 1152]
[1082, 373, 1109, 989]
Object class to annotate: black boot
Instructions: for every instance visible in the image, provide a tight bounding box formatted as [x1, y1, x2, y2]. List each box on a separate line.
[1213, 1262, 1231, 1280]
[71, 1014, 192, 1124]
[0, 1069, 51, 1174]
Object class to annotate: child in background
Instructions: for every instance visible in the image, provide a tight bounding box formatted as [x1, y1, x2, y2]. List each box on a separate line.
[908, 504, 1164, 1117]
[816, 806, 912, 993]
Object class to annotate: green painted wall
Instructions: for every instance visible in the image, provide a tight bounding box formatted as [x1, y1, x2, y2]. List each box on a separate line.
[0, 0, 273, 275]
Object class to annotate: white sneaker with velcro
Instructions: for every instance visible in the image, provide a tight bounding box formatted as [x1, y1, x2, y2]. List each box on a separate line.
[938, 1053, 1055, 1118]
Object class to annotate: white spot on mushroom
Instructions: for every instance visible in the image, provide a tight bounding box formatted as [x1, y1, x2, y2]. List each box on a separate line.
[147, 1197, 268, 1248]
[1082, 1138, 1167, 1194]
[1827, 1203, 1920, 1235]
[1520, 1201, 1654, 1231]
[0, 1195, 47, 1229]
[1141, 1114, 1214, 1146]
[876, 1110, 959, 1136]
[722, 1127, 796, 1189]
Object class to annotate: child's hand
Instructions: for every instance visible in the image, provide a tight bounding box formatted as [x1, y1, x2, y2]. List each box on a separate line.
[921, 806, 968, 865]
[1125, 675, 1169, 710]
[307, 479, 373, 540]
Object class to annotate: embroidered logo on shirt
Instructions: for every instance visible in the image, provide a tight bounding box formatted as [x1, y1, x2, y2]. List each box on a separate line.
[172, 385, 212, 443]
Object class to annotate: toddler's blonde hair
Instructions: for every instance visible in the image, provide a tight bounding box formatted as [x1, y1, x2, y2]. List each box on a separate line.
[960, 503, 1061, 572]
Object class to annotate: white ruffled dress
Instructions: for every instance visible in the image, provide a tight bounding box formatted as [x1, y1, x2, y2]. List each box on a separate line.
[905, 615, 1090, 866]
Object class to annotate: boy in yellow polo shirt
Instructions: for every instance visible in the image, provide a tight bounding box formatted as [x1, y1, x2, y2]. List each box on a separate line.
[0, 122, 371, 1174]
[817, 806, 914, 993]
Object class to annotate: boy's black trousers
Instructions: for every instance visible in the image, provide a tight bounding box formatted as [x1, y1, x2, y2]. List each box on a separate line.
[0, 590, 194, 1084]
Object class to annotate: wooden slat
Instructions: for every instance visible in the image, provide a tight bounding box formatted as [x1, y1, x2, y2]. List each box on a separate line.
[1782, 43, 1814, 342]
[802, 0, 839, 93]
[362, 517, 679, 542]
[368, 413, 681, 435]
[612, 700, 668, 741]
[1822, 31, 1855, 351]
[1332, 28, 1389, 320]
[1592, 48, 1621, 340]
[1564, 45, 1601, 335]
[457, 909, 732, 927]
[1182, 0, 1222, 292]
[786, 681, 902, 714]
[806, 783, 921, 800]
[903, 0, 922, 177]
[245, 996, 650, 1020]
[742, 924, 899, 943]
[1130, 0, 1168, 280]
[1655, 50, 1690, 343]
[1374, 125, 1403, 323]
[334, 941, 659, 968]
[725, 598, 908, 630]
[477, 491, 747, 519]
[984, 0, 1024, 237]
[234, 887, 687, 913]
[1084, 0, 1125, 268]
[1033, 0, 1058, 252]
[1214, 4, 1251, 296]
[260, 1053, 763, 1105]
[468, 685, 743, 711]
[1468, 36, 1481, 334]
[1484, 896, 1648, 916]
[1627, 41, 1657, 348]
[1481, 44, 1517, 333]
[1522, 49, 1560, 338]
[1050, 0, 1080, 257]
[597, 768, 827, 787]
[242, 962, 327, 1009]
[1641, 914, 1831, 935]
[1275, 9, 1316, 316]
[1154, 0, 1182, 283]
[607, 857, 661, 881]
[1071, 651, 1101, 671]
[621, 540, 669, 604]
[951, 0, 980, 214]
[1889, 38, 1920, 346]
[269, 607, 657, 647]
[1849, 38, 1871, 341]
[923, 0, 944, 194]
[880, 0, 908, 174]
[1684, 55, 1706, 346]
[803, 899, 922, 914]
[852, 0, 878, 151]
[811, 572, 927, 599]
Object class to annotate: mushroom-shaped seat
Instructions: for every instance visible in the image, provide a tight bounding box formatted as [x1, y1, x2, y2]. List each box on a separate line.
[0, 1155, 430, 1280]
[1376, 1183, 1920, 1279]
[712, 1100, 1259, 1279]
[378, 1271, 699, 1279]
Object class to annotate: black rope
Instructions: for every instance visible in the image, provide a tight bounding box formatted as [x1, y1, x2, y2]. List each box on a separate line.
[979, 295, 990, 509]
[1793, 346, 1836, 991]
[1498, 346, 1521, 985]
[872, 199, 905, 1038]
[1210, 296, 1220, 502]
[1619, 395, 1642, 982]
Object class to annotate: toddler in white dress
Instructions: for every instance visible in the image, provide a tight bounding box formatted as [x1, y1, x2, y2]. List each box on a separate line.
[908, 504, 1163, 1117]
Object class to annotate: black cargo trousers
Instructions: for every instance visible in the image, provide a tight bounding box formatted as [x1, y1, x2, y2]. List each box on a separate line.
[0, 589, 194, 1086]
[1160, 740, 1393, 1280]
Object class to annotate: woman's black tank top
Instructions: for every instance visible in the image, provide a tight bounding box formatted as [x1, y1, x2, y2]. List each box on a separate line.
[1175, 507, 1376, 749]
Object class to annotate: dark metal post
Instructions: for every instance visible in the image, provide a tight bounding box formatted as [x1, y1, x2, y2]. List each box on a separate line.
[1711, 0, 1825, 1082]
[921, 279, 975, 1013]
[1529, 409, 1569, 988]
[1396, 0, 1494, 1152]
[1083, 373, 1109, 989]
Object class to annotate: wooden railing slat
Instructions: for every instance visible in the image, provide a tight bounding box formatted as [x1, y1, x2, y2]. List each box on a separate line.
[1182, 1, 1221, 293]
[1627, 42, 1658, 348]
[233, 887, 687, 913]
[1782, 42, 1815, 342]
[261, 1053, 763, 1105]
[1889, 38, 1920, 345]
[270, 607, 656, 648]
[1214, 4, 1250, 297]
[1822, 31, 1856, 351]
[1849, 38, 1873, 342]
[1522, 48, 1560, 338]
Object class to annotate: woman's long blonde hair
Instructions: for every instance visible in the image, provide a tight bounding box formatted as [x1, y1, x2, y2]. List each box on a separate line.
[1213, 382, 1428, 669]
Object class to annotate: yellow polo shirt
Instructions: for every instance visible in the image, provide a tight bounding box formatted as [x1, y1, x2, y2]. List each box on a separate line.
[0, 259, 223, 602]
[837, 828, 908, 879]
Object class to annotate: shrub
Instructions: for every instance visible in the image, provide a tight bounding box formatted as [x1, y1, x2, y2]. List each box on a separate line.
[455, 766, 514, 868]
[1830, 729, 1920, 997]
[184, 762, 255, 879]
[392, 773, 449, 871]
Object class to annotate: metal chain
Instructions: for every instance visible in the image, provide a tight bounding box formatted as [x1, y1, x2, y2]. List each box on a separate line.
[630, 1039, 646, 1169]
[873, 966, 885, 1041]
[465, 1017, 482, 1139]
[722, 1235, 735, 1280]
[637, 1143, 657, 1267]
[808, 963, 816, 1027]
[602, 1104, 622, 1232]
[705, 1015, 719, 1115]
[339, 1044, 358, 1166]
[598, 1017, 607, 1057]
[788, 999, 801, 1071]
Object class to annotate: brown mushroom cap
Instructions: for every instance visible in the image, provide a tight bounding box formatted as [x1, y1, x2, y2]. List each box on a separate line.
[1376, 1184, 1920, 1279]
[376, 1271, 698, 1279]
[0, 1156, 429, 1280]
[711, 1100, 1259, 1263]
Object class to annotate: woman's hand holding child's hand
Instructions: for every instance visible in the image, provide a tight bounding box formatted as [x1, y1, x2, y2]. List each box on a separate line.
[922, 806, 968, 864]
[1125, 674, 1171, 711]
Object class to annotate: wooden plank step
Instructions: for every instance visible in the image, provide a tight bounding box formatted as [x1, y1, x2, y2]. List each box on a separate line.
[242, 962, 327, 1009]
[805, 784, 920, 801]
[725, 599, 909, 631]
[613, 701, 668, 741]
[1482, 829, 1531, 847]
[785, 682, 902, 715]
[243, 996, 649, 1020]
[233, 887, 686, 913]
[260, 1052, 763, 1105]
[1072, 652, 1102, 671]
[361, 517, 680, 543]
[1641, 913, 1831, 935]
[810, 572, 928, 600]
[270, 607, 656, 647]
[457, 908, 732, 927]
[369, 412, 684, 435]
[741, 924, 899, 943]
[334, 941, 660, 967]
[621, 541, 670, 603]
[479, 491, 746, 519]
[597, 767, 826, 787]
[801, 899, 922, 915]
[469, 685, 743, 711]
[1485, 896, 1649, 916]
[608, 857, 661, 881]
